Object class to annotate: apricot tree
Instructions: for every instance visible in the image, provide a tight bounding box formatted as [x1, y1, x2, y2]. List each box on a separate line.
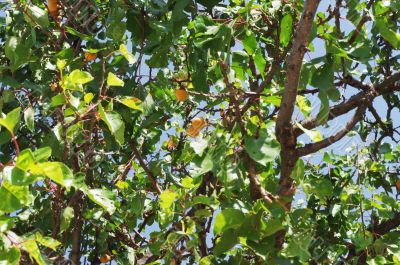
[0, 0, 400, 264]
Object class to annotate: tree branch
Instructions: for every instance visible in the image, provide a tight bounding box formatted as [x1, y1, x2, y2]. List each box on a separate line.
[275, 0, 320, 201]
[295, 73, 400, 137]
[130, 142, 162, 194]
[273, 0, 320, 248]
[297, 105, 366, 157]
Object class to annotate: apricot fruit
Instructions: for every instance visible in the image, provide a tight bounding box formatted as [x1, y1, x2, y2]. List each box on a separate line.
[84, 52, 97, 62]
[48, 0, 59, 18]
[174, 88, 188, 102]
[187, 117, 207, 137]
[167, 138, 176, 150]
[191, 117, 206, 129]
[100, 254, 111, 263]
[186, 125, 200, 137]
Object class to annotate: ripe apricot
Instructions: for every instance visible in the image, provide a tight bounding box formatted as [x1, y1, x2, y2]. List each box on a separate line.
[84, 52, 97, 62]
[100, 254, 111, 263]
[48, 0, 59, 18]
[167, 138, 175, 150]
[174, 89, 188, 102]
[396, 179, 400, 191]
[186, 125, 200, 137]
[191, 117, 206, 129]
[187, 117, 207, 137]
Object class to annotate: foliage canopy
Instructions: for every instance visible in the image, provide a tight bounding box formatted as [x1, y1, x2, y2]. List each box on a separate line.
[1, 0, 400, 264]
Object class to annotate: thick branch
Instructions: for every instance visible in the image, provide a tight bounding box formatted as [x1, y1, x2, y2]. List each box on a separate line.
[372, 212, 400, 236]
[275, 0, 320, 202]
[295, 73, 400, 137]
[297, 105, 366, 156]
[276, 0, 320, 130]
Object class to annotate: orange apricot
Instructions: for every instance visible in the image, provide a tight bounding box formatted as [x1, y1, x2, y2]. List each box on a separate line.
[84, 52, 97, 62]
[174, 88, 188, 102]
[100, 254, 111, 263]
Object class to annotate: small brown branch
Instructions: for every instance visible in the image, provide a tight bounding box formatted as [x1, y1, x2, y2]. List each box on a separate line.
[112, 153, 136, 184]
[372, 212, 400, 236]
[70, 191, 84, 265]
[348, 0, 374, 45]
[340, 75, 371, 91]
[10, 132, 20, 155]
[130, 143, 162, 194]
[246, 155, 273, 204]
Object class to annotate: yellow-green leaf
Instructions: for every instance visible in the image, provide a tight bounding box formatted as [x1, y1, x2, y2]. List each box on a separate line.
[107, 72, 124, 87]
[296, 122, 323, 142]
[56, 59, 67, 72]
[117, 96, 142, 111]
[159, 190, 177, 210]
[69, 69, 94, 84]
[0, 107, 21, 134]
[119, 44, 136, 64]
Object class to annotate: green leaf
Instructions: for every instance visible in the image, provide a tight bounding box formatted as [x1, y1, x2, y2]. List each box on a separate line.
[107, 72, 125, 87]
[0, 216, 15, 233]
[0, 247, 20, 265]
[263, 96, 281, 107]
[262, 218, 284, 237]
[56, 59, 67, 72]
[296, 95, 312, 117]
[245, 134, 280, 166]
[282, 233, 312, 262]
[21, 239, 49, 265]
[69, 70, 94, 85]
[159, 190, 177, 210]
[98, 104, 125, 146]
[84, 189, 116, 214]
[16, 149, 35, 171]
[5, 36, 31, 71]
[60, 206, 74, 232]
[352, 232, 373, 252]
[191, 152, 214, 177]
[213, 209, 245, 235]
[375, 19, 400, 49]
[368, 256, 387, 265]
[243, 32, 257, 55]
[254, 50, 267, 78]
[295, 122, 323, 142]
[317, 91, 330, 125]
[50, 94, 66, 107]
[117, 96, 143, 112]
[40, 162, 75, 189]
[24, 107, 35, 132]
[119, 44, 136, 64]
[280, 14, 293, 47]
[0, 107, 21, 134]
[214, 229, 238, 256]
[303, 178, 334, 199]
[291, 159, 305, 183]
[0, 181, 34, 213]
[23, 4, 49, 28]
[35, 233, 60, 250]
